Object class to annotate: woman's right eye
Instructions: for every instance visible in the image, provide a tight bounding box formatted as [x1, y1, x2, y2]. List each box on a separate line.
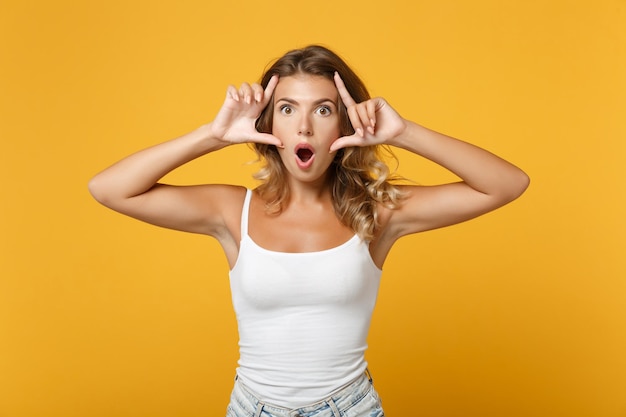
[279, 105, 293, 115]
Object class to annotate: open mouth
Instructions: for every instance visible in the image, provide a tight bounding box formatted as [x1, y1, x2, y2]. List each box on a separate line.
[294, 143, 316, 168]
[296, 148, 314, 162]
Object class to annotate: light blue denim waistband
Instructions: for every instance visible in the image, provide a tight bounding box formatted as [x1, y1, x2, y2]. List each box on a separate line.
[226, 369, 383, 417]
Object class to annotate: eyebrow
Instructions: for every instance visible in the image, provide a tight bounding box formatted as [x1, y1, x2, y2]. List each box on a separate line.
[275, 97, 337, 107]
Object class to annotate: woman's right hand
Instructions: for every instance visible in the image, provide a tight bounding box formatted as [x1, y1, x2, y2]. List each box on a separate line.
[209, 75, 283, 147]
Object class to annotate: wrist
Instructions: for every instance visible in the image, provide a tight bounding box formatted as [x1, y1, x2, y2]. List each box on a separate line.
[387, 120, 419, 150]
[193, 123, 230, 153]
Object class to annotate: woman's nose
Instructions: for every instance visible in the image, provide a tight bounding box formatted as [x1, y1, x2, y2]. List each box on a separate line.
[298, 115, 313, 136]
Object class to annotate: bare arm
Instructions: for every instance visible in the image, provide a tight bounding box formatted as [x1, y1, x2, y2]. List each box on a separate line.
[88, 76, 282, 237]
[386, 121, 530, 236]
[88, 127, 232, 235]
[331, 73, 530, 241]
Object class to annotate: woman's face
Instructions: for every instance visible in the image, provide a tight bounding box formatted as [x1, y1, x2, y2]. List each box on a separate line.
[272, 74, 341, 185]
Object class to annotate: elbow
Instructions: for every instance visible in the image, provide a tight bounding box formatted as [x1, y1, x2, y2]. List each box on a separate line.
[505, 169, 530, 203]
[516, 169, 531, 197]
[88, 175, 112, 206]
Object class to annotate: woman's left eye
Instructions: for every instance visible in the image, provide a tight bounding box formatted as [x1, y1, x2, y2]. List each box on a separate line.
[315, 105, 332, 116]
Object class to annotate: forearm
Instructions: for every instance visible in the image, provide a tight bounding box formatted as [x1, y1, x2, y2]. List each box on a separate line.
[391, 121, 529, 200]
[88, 123, 226, 204]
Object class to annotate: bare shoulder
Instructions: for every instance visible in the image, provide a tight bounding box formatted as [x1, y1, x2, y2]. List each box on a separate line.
[188, 184, 247, 236]
[209, 184, 248, 227]
[200, 184, 249, 268]
[200, 183, 247, 206]
[370, 184, 448, 267]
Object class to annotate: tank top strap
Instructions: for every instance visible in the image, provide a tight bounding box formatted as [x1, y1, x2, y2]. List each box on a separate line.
[240, 188, 252, 238]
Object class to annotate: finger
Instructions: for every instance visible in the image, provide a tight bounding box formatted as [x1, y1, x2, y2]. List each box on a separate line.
[251, 132, 284, 148]
[355, 103, 374, 135]
[347, 105, 364, 137]
[226, 85, 239, 102]
[333, 72, 356, 107]
[262, 75, 279, 105]
[239, 83, 253, 104]
[329, 134, 362, 152]
[366, 99, 377, 132]
[251, 83, 264, 103]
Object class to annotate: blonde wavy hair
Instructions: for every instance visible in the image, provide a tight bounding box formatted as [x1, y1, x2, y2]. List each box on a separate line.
[253, 45, 404, 241]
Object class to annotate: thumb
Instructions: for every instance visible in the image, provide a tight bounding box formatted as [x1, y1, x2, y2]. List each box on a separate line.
[329, 134, 360, 152]
[250, 132, 284, 148]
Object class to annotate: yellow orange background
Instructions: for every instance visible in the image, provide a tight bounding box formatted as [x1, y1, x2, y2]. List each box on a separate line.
[1, 1, 625, 416]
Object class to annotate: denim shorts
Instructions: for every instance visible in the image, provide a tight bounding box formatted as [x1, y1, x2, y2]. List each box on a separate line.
[225, 371, 384, 417]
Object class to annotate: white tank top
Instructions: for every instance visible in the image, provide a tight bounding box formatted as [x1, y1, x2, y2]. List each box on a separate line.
[229, 189, 382, 407]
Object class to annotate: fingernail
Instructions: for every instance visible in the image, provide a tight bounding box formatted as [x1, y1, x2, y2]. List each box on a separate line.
[367, 126, 375, 135]
[357, 128, 364, 137]
[255, 93, 262, 102]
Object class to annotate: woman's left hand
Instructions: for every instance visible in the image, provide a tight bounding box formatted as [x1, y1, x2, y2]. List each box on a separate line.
[330, 72, 407, 152]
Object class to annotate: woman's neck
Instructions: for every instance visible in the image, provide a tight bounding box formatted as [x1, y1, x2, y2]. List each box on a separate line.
[285, 173, 334, 205]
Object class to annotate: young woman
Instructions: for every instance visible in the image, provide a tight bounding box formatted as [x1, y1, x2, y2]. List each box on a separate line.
[89, 45, 529, 417]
